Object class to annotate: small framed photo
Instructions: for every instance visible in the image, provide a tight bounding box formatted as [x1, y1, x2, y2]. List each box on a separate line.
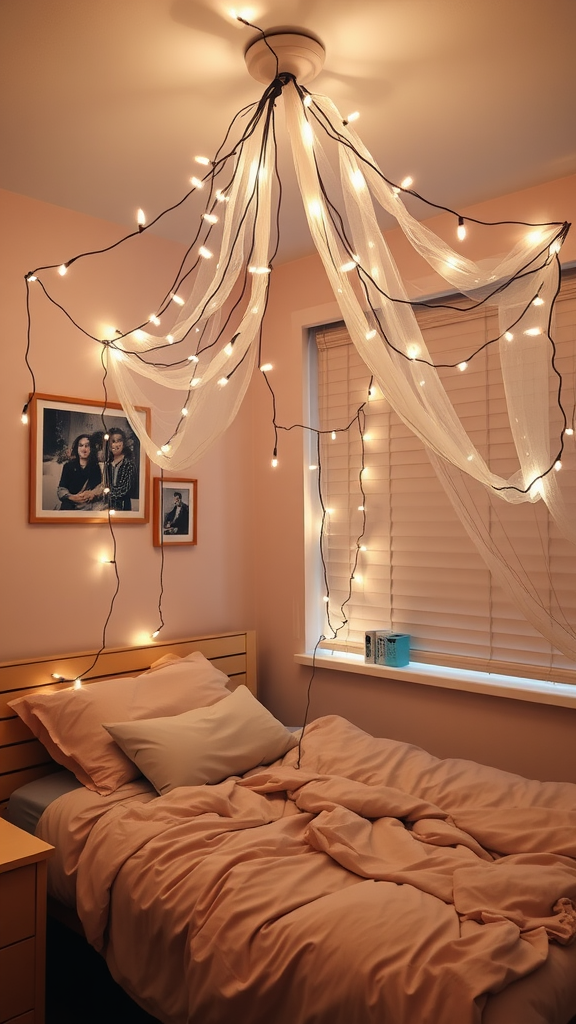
[153, 478, 197, 547]
[29, 393, 150, 524]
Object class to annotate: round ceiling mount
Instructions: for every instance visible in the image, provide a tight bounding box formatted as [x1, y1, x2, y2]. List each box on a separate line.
[244, 29, 325, 85]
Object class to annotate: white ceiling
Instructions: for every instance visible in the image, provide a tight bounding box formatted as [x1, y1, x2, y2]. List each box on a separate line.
[1, 0, 575, 263]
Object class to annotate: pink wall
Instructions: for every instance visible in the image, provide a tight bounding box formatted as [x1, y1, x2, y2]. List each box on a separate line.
[252, 175, 576, 783]
[2, 175, 576, 782]
[0, 189, 255, 660]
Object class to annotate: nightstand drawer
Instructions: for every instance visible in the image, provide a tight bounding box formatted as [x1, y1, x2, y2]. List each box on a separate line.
[0, 865, 36, 946]
[0, 937, 35, 1022]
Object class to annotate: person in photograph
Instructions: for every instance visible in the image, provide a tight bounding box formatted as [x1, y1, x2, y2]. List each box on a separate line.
[57, 434, 103, 511]
[106, 428, 136, 511]
[163, 491, 189, 534]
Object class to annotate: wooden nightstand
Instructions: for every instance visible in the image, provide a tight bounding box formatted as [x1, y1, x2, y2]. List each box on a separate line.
[0, 818, 54, 1024]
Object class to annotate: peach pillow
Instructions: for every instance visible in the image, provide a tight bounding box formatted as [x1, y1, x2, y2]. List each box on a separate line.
[9, 652, 231, 795]
[104, 685, 299, 795]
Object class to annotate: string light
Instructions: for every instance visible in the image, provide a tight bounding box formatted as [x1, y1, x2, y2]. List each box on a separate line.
[203, 213, 218, 224]
[458, 361, 468, 371]
[457, 216, 466, 241]
[195, 155, 210, 165]
[171, 293, 185, 305]
[190, 176, 204, 189]
[73, 679, 82, 689]
[260, 363, 273, 372]
[198, 246, 213, 259]
[137, 209, 146, 229]
[58, 263, 68, 276]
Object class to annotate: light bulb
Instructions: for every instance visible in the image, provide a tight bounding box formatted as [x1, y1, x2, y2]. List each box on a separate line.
[565, 427, 574, 436]
[195, 155, 210, 165]
[218, 377, 229, 387]
[73, 679, 82, 689]
[524, 327, 542, 336]
[407, 344, 420, 360]
[458, 361, 468, 372]
[303, 95, 312, 107]
[137, 208, 146, 227]
[331, 431, 337, 440]
[309, 464, 318, 471]
[271, 458, 278, 468]
[533, 296, 544, 306]
[26, 273, 37, 282]
[58, 263, 68, 276]
[160, 444, 171, 453]
[358, 505, 365, 512]
[181, 407, 188, 416]
[166, 335, 174, 344]
[203, 213, 218, 224]
[21, 410, 28, 425]
[457, 217, 466, 241]
[215, 190, 229, 203]
[365, 329, 377, 340]
[190, 177, 204, 189]
[190, 377, 202, 387]
[248, 265, 271, 274]
[51, 673, 62, 680]
[188, 354, 199, 362]
[260, 363, 273, 372]
[171, 294, 185, 306]
[340, 260, 357, 273]
[149, 314, 161, 326]
[346, 111, 359, 123]
[400, 176, 413, 190]
[199, 246, 213, 259]
[505, 331, 514, 341]
[359, 545, 367, 552]
[151, 629, 160, 639]
[554, 460, 562, 471]
[323, 595, 330, 603]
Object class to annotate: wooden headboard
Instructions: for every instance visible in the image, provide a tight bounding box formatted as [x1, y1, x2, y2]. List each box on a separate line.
[0, 630, 256, 812]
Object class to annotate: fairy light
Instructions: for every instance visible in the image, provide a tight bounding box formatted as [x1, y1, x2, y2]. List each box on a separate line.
[190, 377, 202, 387]
[203, 213, 218, 224]
[188, 354, 199, 362]
[198, 245, 213, 259]
[58, 263, 68, 276]
[195, 155, 210, 165]
[151, 629, 161, 639]
[457, 216, 466, 241]
[505, 331, 514, 341]
[190, 176, 204, 189]
[400, 176, 413, 190]
[51, 673, 64, 681]
[26, 273, 37, 282]
[524, 327, 542, 336]
[224, 342, 234, 356]
[303, 94, 312, 107]
[365, 329, 377, 340]
[331, 430, 337, 440]
[533, 296, 545, 306]
[171, 294, 185, 306]
[458, 361, 468, 372]
[407, 344, 420, 360]
[565, 427, 574, 436]
[309, 463, 318, 470]
[248, 265, 271, 274]
[149, 314, 161, 326]
[218, 376, 229, 387]
[21, 404, 29, 425]
[73, 679, 82, 689]
[166, 334, 174, 344]
[340, 260, 357, 272]
[260, 362, 273, 372]
[215, 189, 229, 202]
[554, 460, 562, 471]
[344, 111, 359, 124]
[181, 407, 188, 416]
[137, 209, 146, 228]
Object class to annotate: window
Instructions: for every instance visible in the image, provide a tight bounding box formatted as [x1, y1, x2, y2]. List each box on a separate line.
[310, 271, 576, 683]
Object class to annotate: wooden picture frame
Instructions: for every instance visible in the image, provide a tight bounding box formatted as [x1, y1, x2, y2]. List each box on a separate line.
[29, 394, 150, 524]
[153, 477, 197, 547]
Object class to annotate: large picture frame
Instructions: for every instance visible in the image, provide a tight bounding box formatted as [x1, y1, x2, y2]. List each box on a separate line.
[153, 477, 197, 547]
[29, 394, 150, 524]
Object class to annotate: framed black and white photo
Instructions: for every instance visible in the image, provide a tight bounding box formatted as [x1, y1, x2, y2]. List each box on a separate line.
[153, 477, 197, 547]
[29, 394, 150, 524]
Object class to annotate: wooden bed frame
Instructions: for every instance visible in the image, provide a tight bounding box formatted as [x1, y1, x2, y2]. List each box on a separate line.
[0, 630, 256, 814]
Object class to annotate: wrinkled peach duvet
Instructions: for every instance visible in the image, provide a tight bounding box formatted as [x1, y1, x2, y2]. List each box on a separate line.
[37, 715, 576, 1024]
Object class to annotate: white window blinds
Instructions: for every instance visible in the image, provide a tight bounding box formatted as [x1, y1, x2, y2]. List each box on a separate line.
[313, 272, 576, 682]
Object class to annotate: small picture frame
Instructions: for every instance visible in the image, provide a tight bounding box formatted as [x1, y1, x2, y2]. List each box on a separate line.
[153, 477, 197, 547]
[29, 393, 150, 524]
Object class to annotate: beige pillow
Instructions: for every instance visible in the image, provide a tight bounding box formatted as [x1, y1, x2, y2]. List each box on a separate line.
[8, 652, 231, 795]
[104, 684, 299, 795]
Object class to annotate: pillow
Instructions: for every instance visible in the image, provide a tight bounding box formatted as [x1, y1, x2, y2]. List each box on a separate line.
[104, 684, 299, 795]
[8, 652, 231, 795]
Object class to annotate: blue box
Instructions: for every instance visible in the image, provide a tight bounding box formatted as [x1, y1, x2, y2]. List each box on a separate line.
[383, 633, 410, 667]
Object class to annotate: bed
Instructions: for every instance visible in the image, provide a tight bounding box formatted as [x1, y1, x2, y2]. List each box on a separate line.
[1, 631, 576, 1024]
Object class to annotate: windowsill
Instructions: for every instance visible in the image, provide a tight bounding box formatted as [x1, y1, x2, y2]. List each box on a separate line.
[294, 651, 576, 709]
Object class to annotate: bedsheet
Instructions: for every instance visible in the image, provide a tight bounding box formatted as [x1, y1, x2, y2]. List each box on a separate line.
[37, 715, 576, 1024]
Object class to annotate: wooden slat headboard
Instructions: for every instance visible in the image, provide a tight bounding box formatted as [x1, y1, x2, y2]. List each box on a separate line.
[0, 630, 256, 810]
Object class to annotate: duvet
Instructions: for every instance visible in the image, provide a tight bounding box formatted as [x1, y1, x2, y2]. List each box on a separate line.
[38, 715, 576, 1024]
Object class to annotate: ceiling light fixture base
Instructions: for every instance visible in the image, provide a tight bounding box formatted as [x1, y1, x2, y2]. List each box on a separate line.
[244, 29, 326, 85]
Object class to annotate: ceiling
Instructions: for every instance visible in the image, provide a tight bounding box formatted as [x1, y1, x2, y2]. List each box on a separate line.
[1, 0, 575, 263]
